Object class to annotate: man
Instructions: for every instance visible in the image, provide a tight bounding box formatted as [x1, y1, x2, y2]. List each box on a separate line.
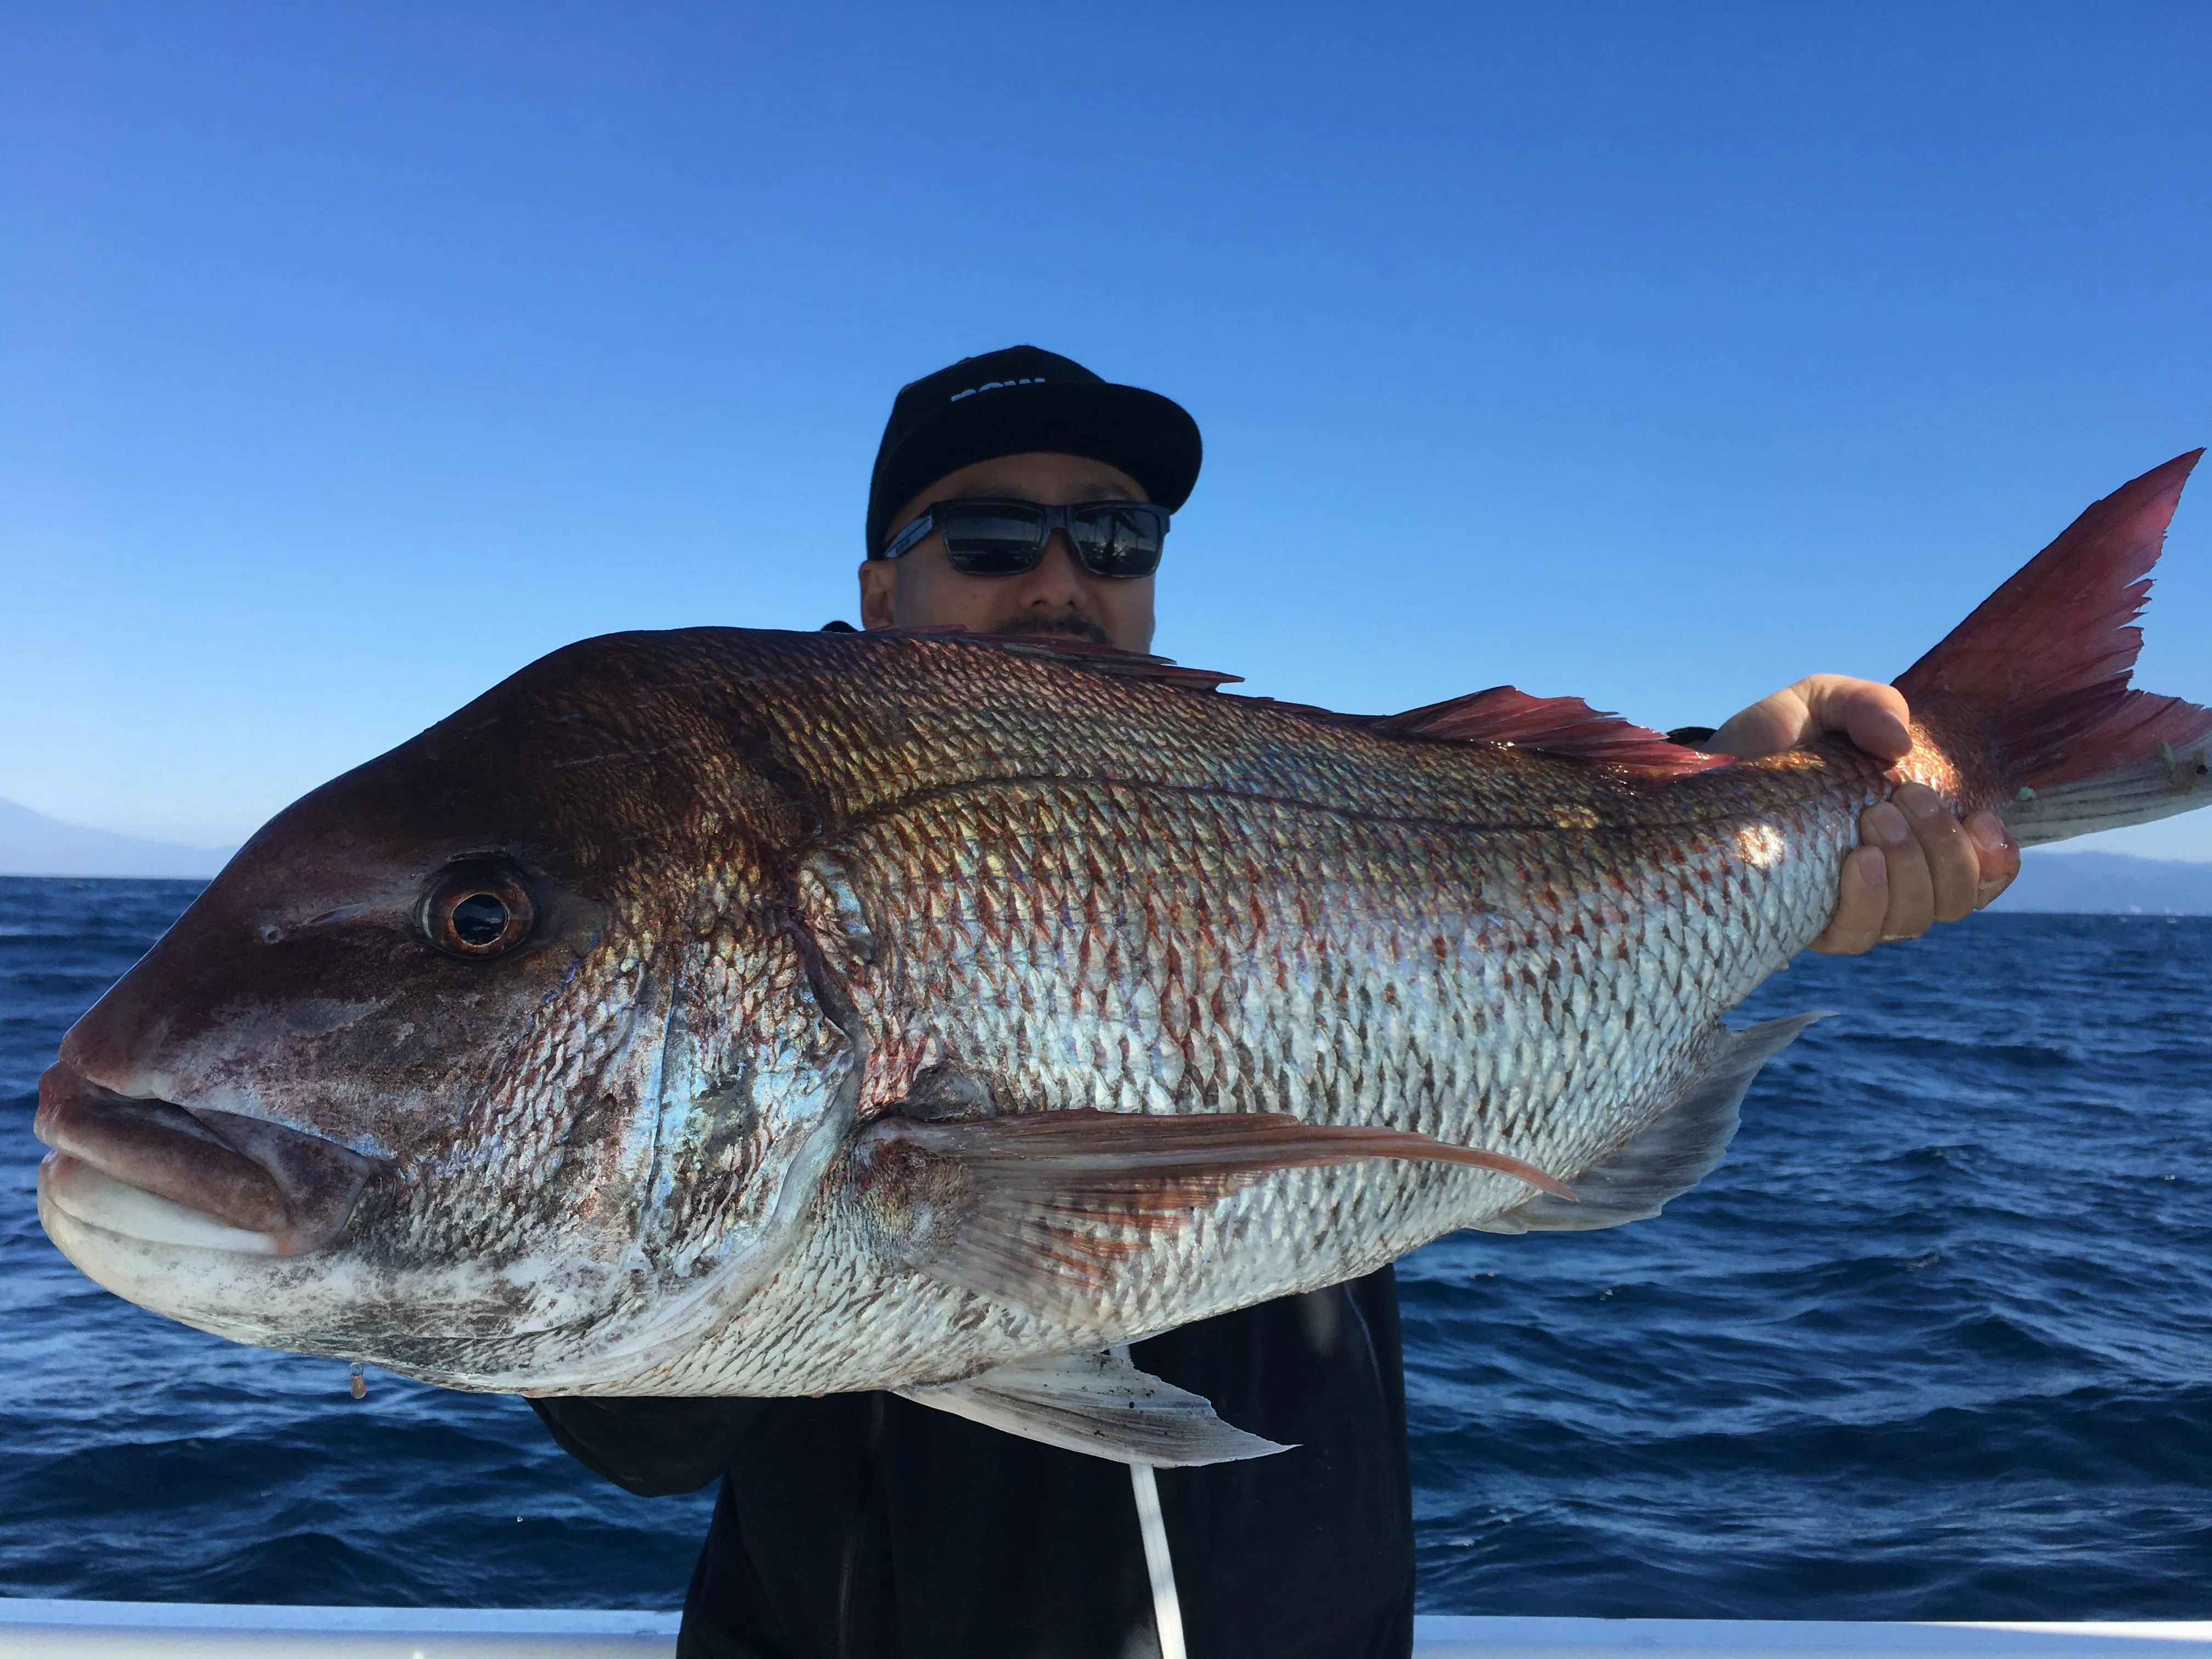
[537, 347, 2019, 1659]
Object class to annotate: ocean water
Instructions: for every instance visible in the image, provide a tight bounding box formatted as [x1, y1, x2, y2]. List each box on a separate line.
[3, 876, 2209, 1617]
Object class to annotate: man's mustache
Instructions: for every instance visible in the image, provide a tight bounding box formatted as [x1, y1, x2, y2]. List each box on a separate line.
[986, 614, 1113, 645]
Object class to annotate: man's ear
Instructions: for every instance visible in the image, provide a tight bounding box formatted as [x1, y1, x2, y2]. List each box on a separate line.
[857, 559, 898, 630]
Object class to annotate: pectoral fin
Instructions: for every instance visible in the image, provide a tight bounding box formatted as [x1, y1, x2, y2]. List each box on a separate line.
[848, 1105, 1570, 1320]
[895, 1347, 1289, 1468]
[1480, 1012, 1825, 1234]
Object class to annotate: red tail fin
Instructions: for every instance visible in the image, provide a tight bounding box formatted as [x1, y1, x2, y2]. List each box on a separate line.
[1895, 451, 2211, 843]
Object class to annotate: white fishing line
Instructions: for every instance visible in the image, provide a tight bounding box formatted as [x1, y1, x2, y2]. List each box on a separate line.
[1113, 1345, 1186, 1659]
[1129, 1464, 1184, 1659]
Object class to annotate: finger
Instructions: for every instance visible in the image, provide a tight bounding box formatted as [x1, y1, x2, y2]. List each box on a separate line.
[1865, 798, 1935, 940]
[1808, 845, 1889, 955]
[1706, 686, 1814, 760]
[1798, 676, 1914, 762]
[1966, 811, 2021, 907]
[1893, 784, 1979, 923]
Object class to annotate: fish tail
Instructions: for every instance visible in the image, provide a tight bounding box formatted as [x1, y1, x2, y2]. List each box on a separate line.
[1893, 450, 2212, 845]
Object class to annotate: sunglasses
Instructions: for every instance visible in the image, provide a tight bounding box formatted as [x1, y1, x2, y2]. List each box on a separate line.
[878, 498, 1170, 579]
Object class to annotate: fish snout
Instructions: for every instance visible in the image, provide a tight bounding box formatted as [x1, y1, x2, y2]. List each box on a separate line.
[35, 1064, 376, 1257]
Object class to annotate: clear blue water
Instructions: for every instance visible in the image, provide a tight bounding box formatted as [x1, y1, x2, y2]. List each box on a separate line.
[4, 877, 2209, 1616]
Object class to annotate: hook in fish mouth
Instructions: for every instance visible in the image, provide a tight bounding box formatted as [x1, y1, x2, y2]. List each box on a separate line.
[33, 1064, 377, 1258]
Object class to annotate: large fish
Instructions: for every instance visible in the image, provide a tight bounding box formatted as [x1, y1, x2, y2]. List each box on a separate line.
[36, 455, 2212, 1465]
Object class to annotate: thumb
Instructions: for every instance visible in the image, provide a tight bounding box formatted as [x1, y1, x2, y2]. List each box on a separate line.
[1706, 686, 1815, 759]
[1798, 675, 1913, 762]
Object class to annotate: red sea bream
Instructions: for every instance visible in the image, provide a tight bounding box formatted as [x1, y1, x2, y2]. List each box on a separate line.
[35, 455, 2212, 1464]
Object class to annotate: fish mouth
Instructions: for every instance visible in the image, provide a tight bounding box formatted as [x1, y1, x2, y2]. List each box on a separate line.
[35, 1064, 376, 1258]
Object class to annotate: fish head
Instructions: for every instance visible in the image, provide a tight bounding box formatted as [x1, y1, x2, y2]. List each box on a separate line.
[36, 631, 856, 1389]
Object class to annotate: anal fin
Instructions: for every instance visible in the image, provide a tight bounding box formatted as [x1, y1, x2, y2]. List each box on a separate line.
[1479, 1012, 1824, 1234]
[895, 1347, 1289, 1468]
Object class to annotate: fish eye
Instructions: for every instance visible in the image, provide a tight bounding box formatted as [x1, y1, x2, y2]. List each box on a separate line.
[421, 863, 536, 960]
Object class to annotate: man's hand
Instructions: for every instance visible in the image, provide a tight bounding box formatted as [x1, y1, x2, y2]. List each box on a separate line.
[1707, 674, 2020, 955]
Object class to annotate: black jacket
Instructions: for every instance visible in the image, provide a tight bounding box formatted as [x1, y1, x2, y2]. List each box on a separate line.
[534, 1267, 1413, 1659]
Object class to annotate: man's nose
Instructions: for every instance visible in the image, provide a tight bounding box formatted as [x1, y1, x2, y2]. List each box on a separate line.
[1011, 533, 1087, 607]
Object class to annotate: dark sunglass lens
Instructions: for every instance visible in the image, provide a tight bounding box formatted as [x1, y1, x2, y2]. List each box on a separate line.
[1069, 506, 1165, 577]
[938, 504, 1048, 575]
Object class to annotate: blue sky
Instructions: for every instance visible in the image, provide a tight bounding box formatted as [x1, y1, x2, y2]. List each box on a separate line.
[4, 2, 2209, 857]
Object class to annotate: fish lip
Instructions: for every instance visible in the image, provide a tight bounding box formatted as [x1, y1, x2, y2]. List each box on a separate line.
[34, 1063, 376, 1257]
[38, 1153, 285, 1257]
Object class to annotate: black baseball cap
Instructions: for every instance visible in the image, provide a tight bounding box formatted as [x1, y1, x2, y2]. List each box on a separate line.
[866, 346, 1202, 555]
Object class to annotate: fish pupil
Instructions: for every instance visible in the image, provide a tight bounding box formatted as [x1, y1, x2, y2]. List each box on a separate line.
[449, 893, 512, 947]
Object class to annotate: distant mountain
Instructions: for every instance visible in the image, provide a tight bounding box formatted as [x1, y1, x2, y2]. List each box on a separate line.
[0, 799, 233, 879]
[1989, 851, 2212, 916]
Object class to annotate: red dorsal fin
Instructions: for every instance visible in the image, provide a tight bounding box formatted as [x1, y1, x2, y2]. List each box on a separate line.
[1370, 686, 1730, 777]
[882, 626, 1246, 692]
[878, 628, 1723, 774]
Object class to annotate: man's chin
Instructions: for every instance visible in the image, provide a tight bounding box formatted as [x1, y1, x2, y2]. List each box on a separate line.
[985, 616, 1114, 645]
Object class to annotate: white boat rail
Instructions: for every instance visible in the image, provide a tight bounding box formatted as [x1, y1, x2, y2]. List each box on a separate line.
[4, 1603, 2212, 1658]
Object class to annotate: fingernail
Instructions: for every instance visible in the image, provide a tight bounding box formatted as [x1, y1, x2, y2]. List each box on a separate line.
[1860, 848, 1888, 891]
[1895, 783, 1941, 820]
[1967, 812, 2013, 853]
[1869, 802, 1911, 844]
